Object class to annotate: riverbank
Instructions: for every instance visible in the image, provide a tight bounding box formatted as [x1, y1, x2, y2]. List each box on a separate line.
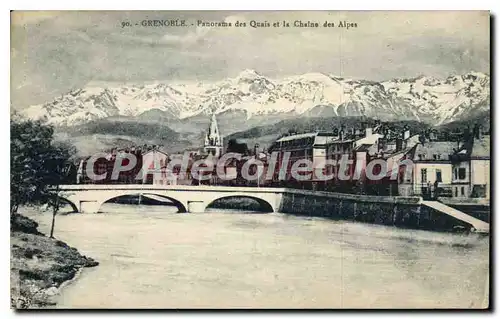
[10, 212, 98, 309]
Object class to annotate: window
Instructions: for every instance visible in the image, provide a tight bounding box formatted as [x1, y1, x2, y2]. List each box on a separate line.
[455, 187, 458, 197]
[436, 170, 442, 183]
[458, 168, 466, 180]
[421, 168, 427, 183]
[454, 167, 458, 179]
[461, 187, 465, 196]
[433, 154, 438, 160]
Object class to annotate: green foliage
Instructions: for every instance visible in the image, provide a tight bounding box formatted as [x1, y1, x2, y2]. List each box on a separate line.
[10, 118, 75, 214]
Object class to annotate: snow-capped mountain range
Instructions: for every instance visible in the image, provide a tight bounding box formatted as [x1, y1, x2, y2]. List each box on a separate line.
[20, 69, 490, 127]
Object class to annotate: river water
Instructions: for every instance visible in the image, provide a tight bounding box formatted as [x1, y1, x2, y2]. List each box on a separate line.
[23, 203, 489, 309]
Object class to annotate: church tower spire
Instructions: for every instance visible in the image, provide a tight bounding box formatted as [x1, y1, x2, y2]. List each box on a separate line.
[204, 112, 223, 157]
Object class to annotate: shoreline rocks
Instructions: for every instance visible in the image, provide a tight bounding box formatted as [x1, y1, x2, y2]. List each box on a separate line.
[10, 213, 98, 309]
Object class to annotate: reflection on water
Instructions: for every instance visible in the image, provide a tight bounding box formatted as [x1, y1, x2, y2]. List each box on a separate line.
[23, 203, 489, 309]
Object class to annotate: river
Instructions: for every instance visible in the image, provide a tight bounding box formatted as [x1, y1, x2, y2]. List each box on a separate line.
[22, 203, 489, 309]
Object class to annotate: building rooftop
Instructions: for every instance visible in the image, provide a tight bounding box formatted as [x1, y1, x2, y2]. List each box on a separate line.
[329, 138, 355, 144]
[276, 132, 320, 143]
[142, 148, 169, 157]
[412, 141, 457, 162]
[353, 143, 374, 153]
[380, 147, 414, 159]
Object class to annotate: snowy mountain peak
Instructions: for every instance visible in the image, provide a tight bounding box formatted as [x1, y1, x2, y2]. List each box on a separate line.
[20, 70, 490, 127]
[289, 72, 334, 83]
[236, 69, 261, 80]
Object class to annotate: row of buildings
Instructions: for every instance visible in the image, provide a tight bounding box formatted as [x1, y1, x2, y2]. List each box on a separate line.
[265, 123, 490, 201]
[74, 113, 490, 202]
[76, 146, 177, 185]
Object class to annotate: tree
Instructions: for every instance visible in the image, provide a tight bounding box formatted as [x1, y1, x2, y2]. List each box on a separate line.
[226, 138, 249, 155]
[10, 118, 75, 215]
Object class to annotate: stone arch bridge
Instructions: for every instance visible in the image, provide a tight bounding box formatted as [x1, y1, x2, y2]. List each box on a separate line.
[55, 185, 487, 233]
[57, 185, 287, 214]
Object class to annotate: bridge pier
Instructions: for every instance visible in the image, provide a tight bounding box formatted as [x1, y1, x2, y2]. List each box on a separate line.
[187, 201, 207, 213]
[79, 200, 101, 214]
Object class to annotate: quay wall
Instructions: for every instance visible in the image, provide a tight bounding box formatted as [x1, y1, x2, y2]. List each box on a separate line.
[437, 197, 490, 223]
[278, 189, 471, 232]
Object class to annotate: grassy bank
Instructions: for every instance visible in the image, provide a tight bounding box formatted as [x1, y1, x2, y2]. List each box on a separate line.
[10, 213, 98, 309]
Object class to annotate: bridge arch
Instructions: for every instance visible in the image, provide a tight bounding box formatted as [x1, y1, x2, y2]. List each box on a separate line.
[57, 197, 79, 213]
[99, 193, 188, 213]
[205, 195, 275, 213]
[59, 189, 189, 214]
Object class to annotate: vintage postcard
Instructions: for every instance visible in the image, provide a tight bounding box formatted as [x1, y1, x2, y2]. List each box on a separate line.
[10, 10, 490, 309]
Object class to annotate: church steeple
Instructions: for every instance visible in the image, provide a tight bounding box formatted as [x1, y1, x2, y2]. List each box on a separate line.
[204, 112, 223, 157]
